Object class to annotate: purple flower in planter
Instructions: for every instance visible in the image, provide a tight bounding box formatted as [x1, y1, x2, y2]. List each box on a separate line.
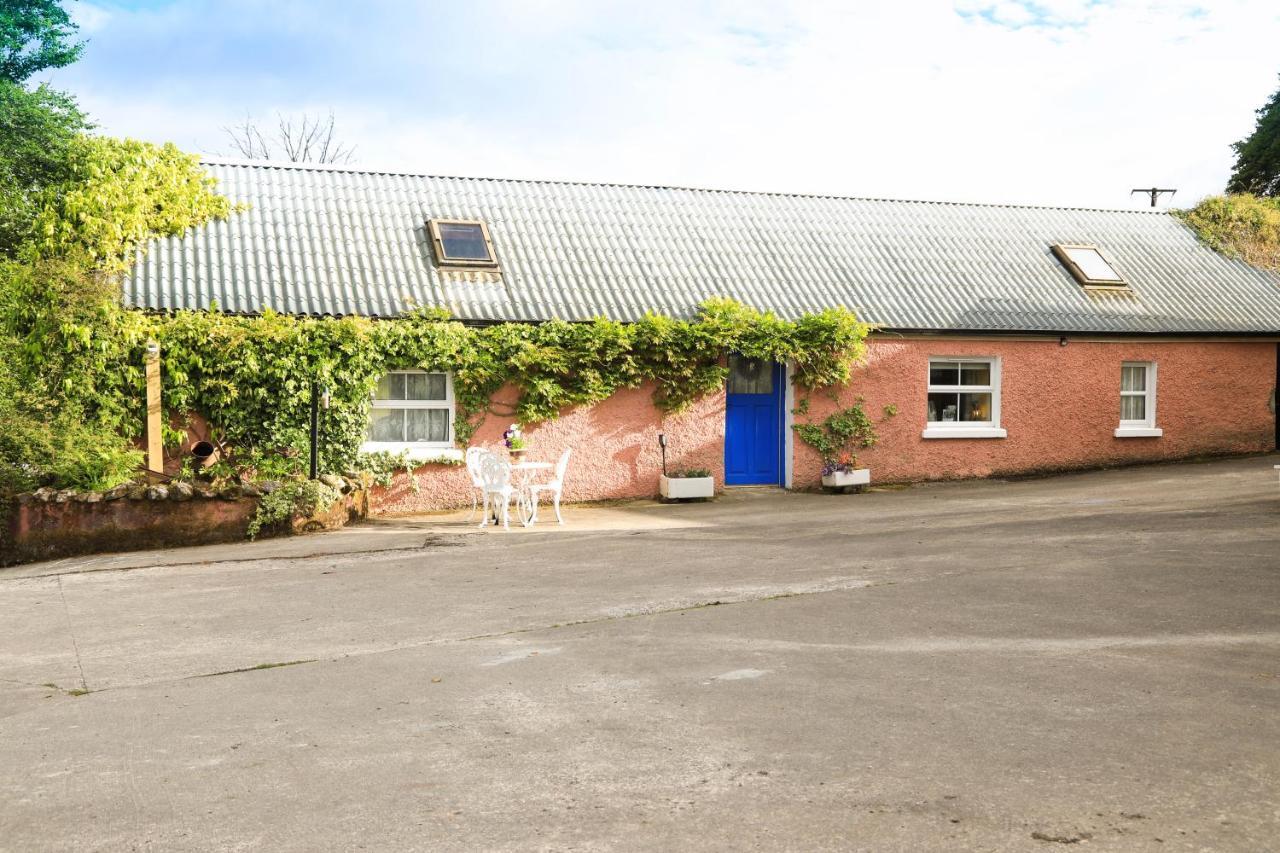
[822, 457, 855, 476]
[503, 424, 526, 451]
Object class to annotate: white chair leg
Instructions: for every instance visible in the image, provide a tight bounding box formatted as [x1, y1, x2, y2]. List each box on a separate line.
[554, 490, 563, 524]
[501, 494, 511, 530]
[479, 492, 490, 528]
[466, 490, 477, 521]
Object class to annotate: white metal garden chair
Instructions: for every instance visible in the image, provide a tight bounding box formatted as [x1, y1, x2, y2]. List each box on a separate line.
[527, 448, 572, 525]
[464, 447, 489, 520]
[478, 453, 516, 530]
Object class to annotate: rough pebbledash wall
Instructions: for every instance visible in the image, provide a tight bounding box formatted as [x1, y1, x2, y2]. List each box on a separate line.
[371, 381, 726, 514]
[794, 338, 1277, 486]
[372, 338, 1276, 513]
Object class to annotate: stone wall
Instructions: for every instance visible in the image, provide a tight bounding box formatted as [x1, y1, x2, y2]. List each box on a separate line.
[2, 480, 369, 567]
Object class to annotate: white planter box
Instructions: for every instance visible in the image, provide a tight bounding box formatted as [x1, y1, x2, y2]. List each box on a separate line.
[821, 468, 870, 490]
[660, 475, 715, 500]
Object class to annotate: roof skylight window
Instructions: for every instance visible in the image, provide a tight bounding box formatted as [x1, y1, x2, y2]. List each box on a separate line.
[428, 219, 498, 268]
[1051, 244, 1126, 288]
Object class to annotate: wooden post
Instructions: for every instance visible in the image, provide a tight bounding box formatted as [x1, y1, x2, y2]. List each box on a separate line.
[145, 340, 162, 477]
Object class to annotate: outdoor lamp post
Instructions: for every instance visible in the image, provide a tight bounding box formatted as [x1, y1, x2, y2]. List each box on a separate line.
[309, 382, 330, 480]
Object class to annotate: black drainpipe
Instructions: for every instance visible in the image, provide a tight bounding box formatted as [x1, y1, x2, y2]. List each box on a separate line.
[309, 382, 320, 480]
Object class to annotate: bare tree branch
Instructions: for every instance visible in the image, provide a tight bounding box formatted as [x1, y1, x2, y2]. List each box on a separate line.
[222, 113, 273, 160]
[221, 111, 356, 164]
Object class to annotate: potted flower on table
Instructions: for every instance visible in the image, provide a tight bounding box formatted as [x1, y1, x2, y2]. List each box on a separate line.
[503, 425, 527, 461]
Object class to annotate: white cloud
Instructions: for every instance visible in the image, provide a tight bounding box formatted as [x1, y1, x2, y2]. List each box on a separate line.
[48, 0, 1280, 208]
[67, 1, 112, 34]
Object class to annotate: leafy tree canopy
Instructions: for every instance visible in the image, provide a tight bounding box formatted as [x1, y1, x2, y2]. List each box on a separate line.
[0, 137, 235, 497]
[1227, 76, 1280, 197]
[25, 136, 233, 272]
[1176, 194, 1280, 273]
[0, 79, 90, 256]
[0, 0, 83, 83]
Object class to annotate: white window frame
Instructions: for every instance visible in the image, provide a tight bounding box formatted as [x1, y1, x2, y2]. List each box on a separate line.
[922, 356, 1007, 439]
[1115, 361, 1162, 438]
[361, 369, 461, 459]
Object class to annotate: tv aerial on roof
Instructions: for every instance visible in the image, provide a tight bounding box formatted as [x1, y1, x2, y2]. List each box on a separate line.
[1130, 187, 1177, 208]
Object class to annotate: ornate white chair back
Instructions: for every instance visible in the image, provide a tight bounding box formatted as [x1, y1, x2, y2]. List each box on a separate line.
[479, 453, 512, 494]
[465, 447, 488, 488]
[552, 447, 572, 486]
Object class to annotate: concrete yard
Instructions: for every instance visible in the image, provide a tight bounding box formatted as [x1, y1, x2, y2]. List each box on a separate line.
[2, 456, 1278, 852]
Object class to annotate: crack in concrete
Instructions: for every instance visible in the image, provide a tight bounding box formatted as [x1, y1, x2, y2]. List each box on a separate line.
[30, 575, 897, 697]
[707, 632, 1280, 654]
[1, 537, 466, 581]
[55, 575, 89, 693]
[190, 659, 319, 679]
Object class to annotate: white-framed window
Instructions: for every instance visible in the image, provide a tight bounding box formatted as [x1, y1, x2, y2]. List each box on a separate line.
[1115, 362, 1162, 438]
[362, 370, 455, 452]
[922, 357, 1007, 439]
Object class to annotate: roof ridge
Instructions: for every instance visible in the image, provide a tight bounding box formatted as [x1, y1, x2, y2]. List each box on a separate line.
[198, 156, 1172, 216]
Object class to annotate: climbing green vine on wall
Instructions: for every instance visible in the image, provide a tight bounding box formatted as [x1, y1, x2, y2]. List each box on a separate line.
[791, 397, 897, 472]
[102, 298, 872, 481]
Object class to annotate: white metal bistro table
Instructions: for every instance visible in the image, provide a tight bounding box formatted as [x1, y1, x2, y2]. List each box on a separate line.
[510, 460, 553, 527]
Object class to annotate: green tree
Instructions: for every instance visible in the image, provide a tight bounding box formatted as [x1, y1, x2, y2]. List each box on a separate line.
[26, 136, 233, 271]
[0, 0, 82, 83]
[1177, 194, 1280, 272]
[1227, 76, 1280, 197]
[0, 137, 233, 493]
[0, 79, 90, 256]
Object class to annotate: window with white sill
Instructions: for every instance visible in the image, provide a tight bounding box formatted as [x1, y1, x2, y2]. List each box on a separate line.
[362, 370, 455, 453]
[1116, 362, 1161, 437]
[923, 357, 1006, 439]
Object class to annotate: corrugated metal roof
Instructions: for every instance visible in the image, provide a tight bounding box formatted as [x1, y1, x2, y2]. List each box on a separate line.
[124, 159, 1280, 334]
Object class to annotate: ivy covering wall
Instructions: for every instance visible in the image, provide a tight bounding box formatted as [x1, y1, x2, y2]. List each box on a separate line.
[113, 299, 871, 480]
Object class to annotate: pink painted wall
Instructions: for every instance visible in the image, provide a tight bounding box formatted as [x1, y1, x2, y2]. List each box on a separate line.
[793, 338, 1277, 486]
[371, 338, 1276, 513]
[371, 381, 726, 514]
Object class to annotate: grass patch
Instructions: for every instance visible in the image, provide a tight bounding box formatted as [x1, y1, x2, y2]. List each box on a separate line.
[40, 682, 91, 696]
[194, 659, 318, 679]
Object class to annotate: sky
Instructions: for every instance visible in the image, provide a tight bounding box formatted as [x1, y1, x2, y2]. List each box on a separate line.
[43, 0, 1280, 209]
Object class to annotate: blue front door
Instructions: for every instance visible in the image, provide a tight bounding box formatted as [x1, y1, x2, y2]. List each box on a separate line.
[724, 356, 784, 486]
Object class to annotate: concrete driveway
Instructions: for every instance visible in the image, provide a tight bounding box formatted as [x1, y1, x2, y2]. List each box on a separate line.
[2, 456, 1279, 852]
